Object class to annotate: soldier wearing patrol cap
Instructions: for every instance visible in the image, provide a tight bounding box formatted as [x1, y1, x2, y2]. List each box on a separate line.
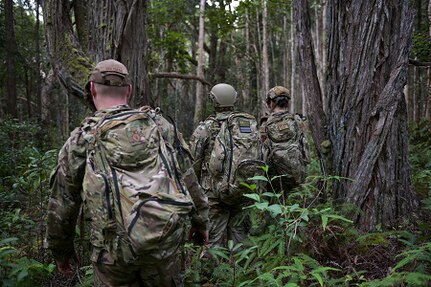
[261, 86, 310, 195]
[46, 59, 208, 286]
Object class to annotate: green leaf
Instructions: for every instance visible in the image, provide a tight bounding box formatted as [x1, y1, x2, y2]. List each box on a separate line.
[248, 175, 269, 182]
[261, 165, 269, 173]
[289, 204, 300, 212]
[255, 202, 269, 210]
[311, 272, 324, 287]
[17, 270, 29, 282]
[267, 204, 283, 217]
[208, 248, 230, 261]
[228, 240, 234, 250]
[243, 193, 260, 202]
[240, 182, 257, 191]
[261, 192, 278, 198]
[300, 210, 309, 222]
[327, 214, 353, 224]
[321, 214, 328, 230]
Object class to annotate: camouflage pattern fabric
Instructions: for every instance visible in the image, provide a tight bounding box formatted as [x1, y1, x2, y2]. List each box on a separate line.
[139, 106, 209, 232]
[46, 105, 202, 286]
[261, 111, 310, 193]
[190, 111, 253, 247]
[92, 248, 183, 287]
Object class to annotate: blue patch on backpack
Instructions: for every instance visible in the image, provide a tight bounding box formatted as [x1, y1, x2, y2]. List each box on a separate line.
[240, 126, 252, 133]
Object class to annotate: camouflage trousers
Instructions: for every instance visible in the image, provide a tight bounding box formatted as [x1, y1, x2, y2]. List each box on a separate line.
[91, 248, 183, 287]
[207, 199, 250, 247]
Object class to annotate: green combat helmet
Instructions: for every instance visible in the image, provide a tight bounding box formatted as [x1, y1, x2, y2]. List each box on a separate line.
[84, 59, 131, 111]
[209, 83, 237, 108]
[266, 86, 291, 103]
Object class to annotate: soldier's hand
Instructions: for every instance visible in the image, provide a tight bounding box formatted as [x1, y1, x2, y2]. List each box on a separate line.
[189, 227, 208, 246]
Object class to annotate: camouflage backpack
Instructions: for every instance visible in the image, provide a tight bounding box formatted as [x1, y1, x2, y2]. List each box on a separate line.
[265, 113, 310, 190]
[208, 112, 264, 205]
[82, 109, 193, 263]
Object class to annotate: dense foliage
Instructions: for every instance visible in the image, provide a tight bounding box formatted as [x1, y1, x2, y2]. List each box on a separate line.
[0, 118, 430, 286]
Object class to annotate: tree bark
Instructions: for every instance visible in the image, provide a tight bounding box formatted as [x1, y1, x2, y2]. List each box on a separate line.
[261, 0, 270, 118]
[35, 0, 42, 118]
[293, 0, 327, 154]
[42, 0, 149, 110]
[4, 0, 18, 118]
[290, 6, 296, 113]
[194, 0, 206, 127]
[325, 0, 417, 230]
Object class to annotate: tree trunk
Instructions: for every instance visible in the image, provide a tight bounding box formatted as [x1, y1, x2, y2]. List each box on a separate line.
[261, 0, 270, 118]
[290, 6, 296, 113]
[243, 9, 251, 109]
[193, 0, 206, 127]
[113, 0, 150, 107]
[293, 0, 327, 154]
[35, 0, 42, 119]
[325, 0, 417, 230]
[4, 0, 18, 118]
[43, 0, 149, 110]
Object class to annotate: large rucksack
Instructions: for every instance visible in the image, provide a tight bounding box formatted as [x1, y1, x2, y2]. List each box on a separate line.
[82, 109, 193, 263]
[265, 113, 310, 190]
[207, 112, 264, 205]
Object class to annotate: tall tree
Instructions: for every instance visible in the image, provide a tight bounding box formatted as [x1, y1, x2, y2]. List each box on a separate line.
[295, 0, 417, 231]
[194, 0, 206, 126]
[261, 0, 269, 117]
[4, 0, 18, 118]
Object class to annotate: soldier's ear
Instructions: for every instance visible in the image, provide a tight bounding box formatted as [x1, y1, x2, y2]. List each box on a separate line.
[90, 82, 97, 98]
[126, 84, 132, 101]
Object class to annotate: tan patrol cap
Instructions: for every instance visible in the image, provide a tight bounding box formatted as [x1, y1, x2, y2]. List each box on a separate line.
[88, 59, 131, 87]
[266, 86, 291, 101]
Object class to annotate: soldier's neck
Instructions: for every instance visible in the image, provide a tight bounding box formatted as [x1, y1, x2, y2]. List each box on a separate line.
[271, 106, 288, 113]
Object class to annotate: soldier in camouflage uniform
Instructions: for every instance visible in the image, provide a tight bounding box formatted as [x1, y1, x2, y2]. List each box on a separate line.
[260, 86, 310, 195]
[190, 83, 252, 248]
[46, 59, 208, 286]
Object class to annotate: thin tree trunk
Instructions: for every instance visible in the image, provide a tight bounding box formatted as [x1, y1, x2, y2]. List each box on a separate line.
[4, 0, 18, 118]
[194, 0, 206, 127]
[35, 0, 41, 118]
[321, 1, 327, 112]
[25, 69, 31, 118]
[243, 9, 251, 108]
[290, 6, 296, 113]
[261, 0, 270, 118]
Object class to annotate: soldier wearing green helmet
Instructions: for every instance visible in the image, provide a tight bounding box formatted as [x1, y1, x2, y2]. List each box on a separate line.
[190, 83, 262, 248]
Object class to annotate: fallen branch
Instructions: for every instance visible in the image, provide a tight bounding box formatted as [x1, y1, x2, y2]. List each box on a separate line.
[409, 58, 431, 67]
[150, 72, 211, 86]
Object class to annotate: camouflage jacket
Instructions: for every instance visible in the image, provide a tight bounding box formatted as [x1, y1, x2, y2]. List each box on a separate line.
[189, 111, 232, 198]
[46, 105, 208, 261]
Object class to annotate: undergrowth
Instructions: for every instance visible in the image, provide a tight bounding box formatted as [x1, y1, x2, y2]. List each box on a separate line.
[0, 120, 430, 286]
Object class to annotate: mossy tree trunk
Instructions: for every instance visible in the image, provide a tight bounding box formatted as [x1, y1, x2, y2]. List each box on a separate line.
[294, 0, 418, 231]
[42, 0, 150, 110]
